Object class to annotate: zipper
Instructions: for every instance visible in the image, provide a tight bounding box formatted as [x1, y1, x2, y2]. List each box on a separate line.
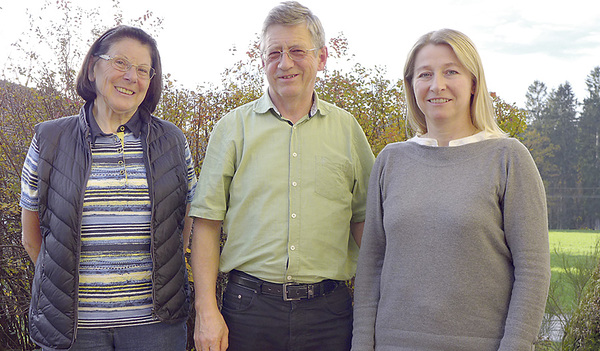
[145, 125, 158, 319]
[72, 115, 92, 343]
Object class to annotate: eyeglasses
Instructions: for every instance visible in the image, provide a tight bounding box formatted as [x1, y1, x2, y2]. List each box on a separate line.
[97, 54, 156, 79]
[264, 47, 319, 64]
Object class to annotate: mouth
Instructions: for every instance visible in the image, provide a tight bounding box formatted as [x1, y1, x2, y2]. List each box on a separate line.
[116, 86, 135, 95]
[279, 74, 299, 80]
[428, 98, 450, 104]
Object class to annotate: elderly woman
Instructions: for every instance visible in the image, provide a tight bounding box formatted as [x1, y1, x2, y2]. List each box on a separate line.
[351, 29, 551, 351]
[20, 25, 196, 351]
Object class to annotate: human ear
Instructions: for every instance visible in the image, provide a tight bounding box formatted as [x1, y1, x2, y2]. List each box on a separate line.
[317, 46, 328, 71]
[88, 59, 97, 82]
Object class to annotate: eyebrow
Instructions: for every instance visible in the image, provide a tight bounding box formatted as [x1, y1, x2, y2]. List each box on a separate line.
[415, 62, 461, 72]
[111, 54, 152, 66]
[266, 42, 306, 50]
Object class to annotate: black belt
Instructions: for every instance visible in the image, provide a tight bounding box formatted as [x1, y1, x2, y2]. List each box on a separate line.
[228, 270, 342, 301]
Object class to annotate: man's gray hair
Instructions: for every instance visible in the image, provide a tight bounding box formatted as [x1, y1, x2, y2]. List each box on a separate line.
[260, 1, 325, 51]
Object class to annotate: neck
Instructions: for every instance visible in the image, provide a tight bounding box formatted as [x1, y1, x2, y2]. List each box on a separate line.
[93, 101, 135, 134]
[424, 120, 479, 147]
[269, 89, 313, 124]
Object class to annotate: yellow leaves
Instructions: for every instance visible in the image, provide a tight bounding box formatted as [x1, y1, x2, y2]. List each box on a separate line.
[492, 94, 528, 138]
[0, 202, 20, 218]
[185, 255, 194, 283]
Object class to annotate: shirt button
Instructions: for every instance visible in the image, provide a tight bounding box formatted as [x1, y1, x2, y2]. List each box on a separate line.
[291, 213, 297, 219]
[291, 181, 297, 187]
[119, 126, 125, 132]
[120, 170, 125, 175]
[292, 152, 297, 157]
[287, 275, 293, 281]
[290, 245, 296, 251]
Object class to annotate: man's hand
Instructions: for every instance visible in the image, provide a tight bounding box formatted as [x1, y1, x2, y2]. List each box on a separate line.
[194, 308, 229, 351]
[190, 217, 228, 351]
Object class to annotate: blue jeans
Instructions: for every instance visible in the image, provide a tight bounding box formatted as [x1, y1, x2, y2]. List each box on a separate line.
[60, 320, 187, 351]
[222, 277, 353, 351]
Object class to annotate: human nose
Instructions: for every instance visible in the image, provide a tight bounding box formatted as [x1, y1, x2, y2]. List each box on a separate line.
[122, 65, 138, 81]
[278, 50, 294, 69]
[430, 73, 446, 92]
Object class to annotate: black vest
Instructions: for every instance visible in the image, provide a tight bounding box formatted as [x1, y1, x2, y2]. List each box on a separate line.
[29, 105, 190, 350]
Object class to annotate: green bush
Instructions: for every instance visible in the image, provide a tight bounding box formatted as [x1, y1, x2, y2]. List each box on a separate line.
[562, 261, 600, 350]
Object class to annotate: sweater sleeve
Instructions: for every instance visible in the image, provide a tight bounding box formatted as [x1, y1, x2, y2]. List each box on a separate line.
[351, 151, 387, 351]
[498, 139, 551, 350]
[20, 135, 40, 211]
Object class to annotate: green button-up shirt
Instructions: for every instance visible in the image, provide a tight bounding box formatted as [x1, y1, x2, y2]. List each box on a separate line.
[190, 93, 375, 283]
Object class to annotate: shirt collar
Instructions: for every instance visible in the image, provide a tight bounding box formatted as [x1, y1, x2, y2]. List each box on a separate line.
[86, 102, 143, 143]
[255, 91, 325, 119]
[407, 131, 492, 147]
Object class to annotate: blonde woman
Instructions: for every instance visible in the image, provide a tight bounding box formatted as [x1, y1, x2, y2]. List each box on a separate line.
[352, 29, 550, 351]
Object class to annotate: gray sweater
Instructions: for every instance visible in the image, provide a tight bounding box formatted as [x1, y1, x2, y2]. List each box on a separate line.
[352, 138, 551, 351]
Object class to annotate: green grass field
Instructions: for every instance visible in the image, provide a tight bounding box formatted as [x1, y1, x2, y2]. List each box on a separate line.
[550, 230, 600, 254]
[549, 230, 600, 312]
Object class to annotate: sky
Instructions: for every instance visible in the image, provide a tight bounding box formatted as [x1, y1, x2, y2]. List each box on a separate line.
[1, 0, 599, 108]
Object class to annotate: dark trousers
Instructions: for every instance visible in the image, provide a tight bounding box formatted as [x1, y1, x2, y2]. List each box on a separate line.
[61, 320, 187, 351]
[222, 274, 353, 351]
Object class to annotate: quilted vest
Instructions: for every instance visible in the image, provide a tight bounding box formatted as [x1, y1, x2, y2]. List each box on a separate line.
[29, 105, 190, 350]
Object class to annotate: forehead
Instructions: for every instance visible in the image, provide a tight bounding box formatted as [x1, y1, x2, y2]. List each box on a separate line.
[414, 44, 461, 69]
[107, 38, 152, 62]
[264, 23, 313, 48]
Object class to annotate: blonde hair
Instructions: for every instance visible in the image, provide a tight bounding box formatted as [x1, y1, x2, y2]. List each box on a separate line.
[403, 28, 506, 137]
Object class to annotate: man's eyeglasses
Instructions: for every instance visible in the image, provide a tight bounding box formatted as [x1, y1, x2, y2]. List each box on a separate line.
[264, 47, 319, 64]
[97, 54, 156, 80]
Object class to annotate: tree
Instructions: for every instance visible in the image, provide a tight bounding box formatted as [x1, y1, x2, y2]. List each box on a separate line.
[0, 79, 81, 350]
[491, 93, 528, 138]
[158, 37, 265, 172]
[318, 35, 407, 154]
[2, 0, 162, 99]
[526, 80, 548, 125]
[577, 67, 600, 230]
[522, 81, 559, 190]
[543, 83, 579, 229]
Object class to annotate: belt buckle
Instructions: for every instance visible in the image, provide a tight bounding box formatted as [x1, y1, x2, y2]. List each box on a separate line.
[283, 283, 306, 301]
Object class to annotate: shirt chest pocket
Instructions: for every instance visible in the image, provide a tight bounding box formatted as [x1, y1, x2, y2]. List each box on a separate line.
[314, 156, 353, 200]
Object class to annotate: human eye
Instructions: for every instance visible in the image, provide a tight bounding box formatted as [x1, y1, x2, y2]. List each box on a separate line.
[137, 66, 151, 77]
[289, 48, 307, 59]
[113, 57, 130, 70]
[290, 48, 307, 54]
[416, 71, 432, 79]
[266, 50, 282, 61]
